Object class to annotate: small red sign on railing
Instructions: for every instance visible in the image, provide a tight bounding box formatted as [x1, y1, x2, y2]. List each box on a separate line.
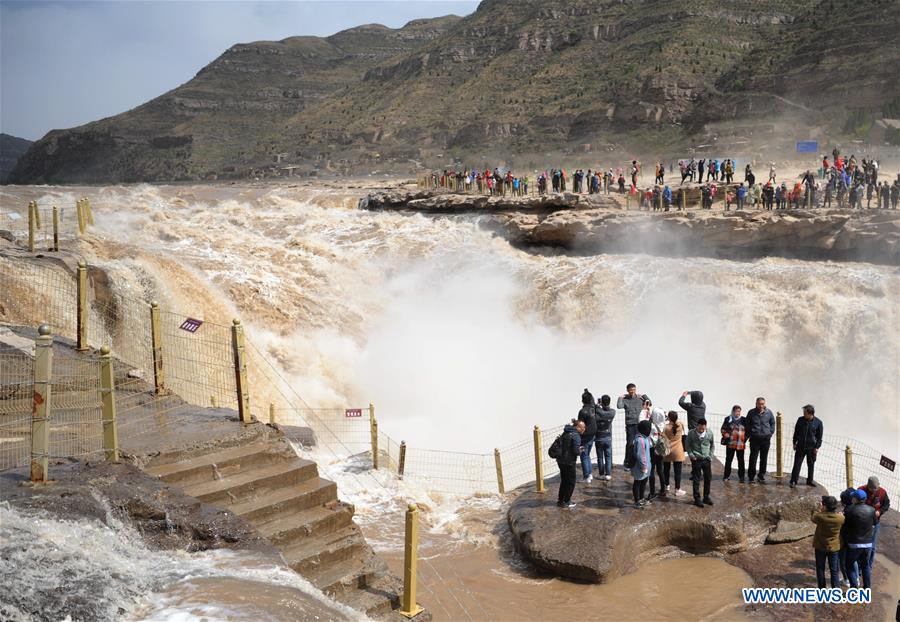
[345, 408, 362, 418]
[179, 318, 203, 333]
[880, 455, 896, 472]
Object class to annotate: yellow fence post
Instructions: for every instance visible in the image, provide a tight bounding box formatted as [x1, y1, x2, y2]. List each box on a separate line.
[33, 201, 42, 229]
[52, 206, 59, 252]
[533, 425, 545, 492]
[28, 201, 36, 252]
[210, 395, 217, 408]
[231, 319, 251, 424]
[30, 324, 53, 483]
[84, 197, 94, 225]
[494, 448, 505, 494]
[845, 445, 853, 489]
[149, 301, 165, 394]
[269, 403, 276, 425]
[775, 411, 783, 478]
[99, 346, 119, 462]
[398, 441, 406, 479]
[370, 402, 379, 470]
[681, 189, 686, 211]
[76, 260, 89, 351]
[76, 199, 86, 235]
[399, 503, 424, 618]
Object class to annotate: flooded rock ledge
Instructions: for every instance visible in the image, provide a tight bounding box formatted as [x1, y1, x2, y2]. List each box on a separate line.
[359, 190, 900, 265]
[506, 460, 824, 584]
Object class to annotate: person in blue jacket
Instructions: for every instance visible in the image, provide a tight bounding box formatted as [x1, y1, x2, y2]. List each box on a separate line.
[631, 420, 653, 509]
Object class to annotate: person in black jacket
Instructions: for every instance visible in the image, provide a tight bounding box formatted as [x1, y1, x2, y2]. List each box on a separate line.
[578, 394, 598, 483]
[556, 420, 585, 508]
[746, 397, 775, 483]
[844, 489, 876, 588]
[678, 390, 706, 431]
[790, 404, 823, 488]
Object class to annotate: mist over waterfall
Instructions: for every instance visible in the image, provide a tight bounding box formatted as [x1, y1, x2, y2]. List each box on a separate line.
[3, 183, 896, 457]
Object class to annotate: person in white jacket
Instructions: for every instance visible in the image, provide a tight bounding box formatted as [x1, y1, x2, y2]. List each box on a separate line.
[641, 399, 667, 500]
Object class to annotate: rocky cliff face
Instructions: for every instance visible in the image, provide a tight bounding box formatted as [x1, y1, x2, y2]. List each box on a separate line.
[360, 189, 900, 265]
[9, 0, 900, 183]
[0, 134, 33, 183]
[8, 16, 461, 183]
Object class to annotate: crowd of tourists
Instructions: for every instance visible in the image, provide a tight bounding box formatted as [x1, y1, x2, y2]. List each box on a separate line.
[549, 384, 889, 590]
[422, 150, 900, 210]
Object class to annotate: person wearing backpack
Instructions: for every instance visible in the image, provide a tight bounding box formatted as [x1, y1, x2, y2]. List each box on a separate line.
[594, 395, 616, 480]
[551, 420, 584, 508]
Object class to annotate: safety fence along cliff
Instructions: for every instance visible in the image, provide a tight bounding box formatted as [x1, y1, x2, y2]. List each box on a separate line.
[0, 198, 94, 253]
[0, 254, 896, 500]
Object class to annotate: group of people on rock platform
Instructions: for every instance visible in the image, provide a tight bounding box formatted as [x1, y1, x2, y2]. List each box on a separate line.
[548, 384, 889, 590]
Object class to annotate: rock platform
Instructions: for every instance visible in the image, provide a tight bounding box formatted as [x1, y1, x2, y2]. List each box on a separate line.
[507, 458, 823, 583]
[360, 190, 900, 265]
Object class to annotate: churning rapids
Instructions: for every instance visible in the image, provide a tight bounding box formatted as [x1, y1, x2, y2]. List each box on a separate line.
[3, 181, 897, 453]
[1, 180, 898, 621]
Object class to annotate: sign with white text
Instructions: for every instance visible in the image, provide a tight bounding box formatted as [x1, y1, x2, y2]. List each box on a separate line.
[179, 318, 203, 333]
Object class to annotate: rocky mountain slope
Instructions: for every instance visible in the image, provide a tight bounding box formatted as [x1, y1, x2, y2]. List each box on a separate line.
[0, 134, 33, 183]
[9, 16, 460, 183]
[9, 0, 900, 184]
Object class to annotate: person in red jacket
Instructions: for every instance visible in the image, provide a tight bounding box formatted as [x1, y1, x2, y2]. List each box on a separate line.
[858, 476, 890, 574]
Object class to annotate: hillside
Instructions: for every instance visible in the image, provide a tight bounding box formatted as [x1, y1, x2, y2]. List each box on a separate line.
[9, 0, 900, 184]
[0, 134, 33, 183]
[8, 16, 461, 183]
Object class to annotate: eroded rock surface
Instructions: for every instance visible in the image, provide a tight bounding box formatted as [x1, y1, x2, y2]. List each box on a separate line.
[361, 190, 900, 264]
[507, 459, 823, 583]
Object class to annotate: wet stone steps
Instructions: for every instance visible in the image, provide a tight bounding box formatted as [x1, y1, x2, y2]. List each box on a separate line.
[255, 501, 355, 546]
[145, 442, 286, 487]
[307, 553, 387, 596]
[181, 458, 318, 505]
[282, 524, 369, 574]
[145, 437, 412, 619]
[229, 477, 338, 522]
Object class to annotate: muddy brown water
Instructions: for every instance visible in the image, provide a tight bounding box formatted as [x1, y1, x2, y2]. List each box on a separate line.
[378, 536, 754, 622]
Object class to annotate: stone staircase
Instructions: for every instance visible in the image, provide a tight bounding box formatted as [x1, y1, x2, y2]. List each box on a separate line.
[145, 434, 405, 618]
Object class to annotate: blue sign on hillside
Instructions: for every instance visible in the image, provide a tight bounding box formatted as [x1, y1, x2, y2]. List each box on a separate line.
[796, 141, 818, 153]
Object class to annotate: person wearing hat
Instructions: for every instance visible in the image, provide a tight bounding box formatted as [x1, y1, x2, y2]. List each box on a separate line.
[811, 496, 844, 588]
[858, 475, 891, 574]
[838, 487, 857, 586]
[843, 488, 876, 588]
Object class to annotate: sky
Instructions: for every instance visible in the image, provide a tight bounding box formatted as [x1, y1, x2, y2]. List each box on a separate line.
[0, 0, 479, 141]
